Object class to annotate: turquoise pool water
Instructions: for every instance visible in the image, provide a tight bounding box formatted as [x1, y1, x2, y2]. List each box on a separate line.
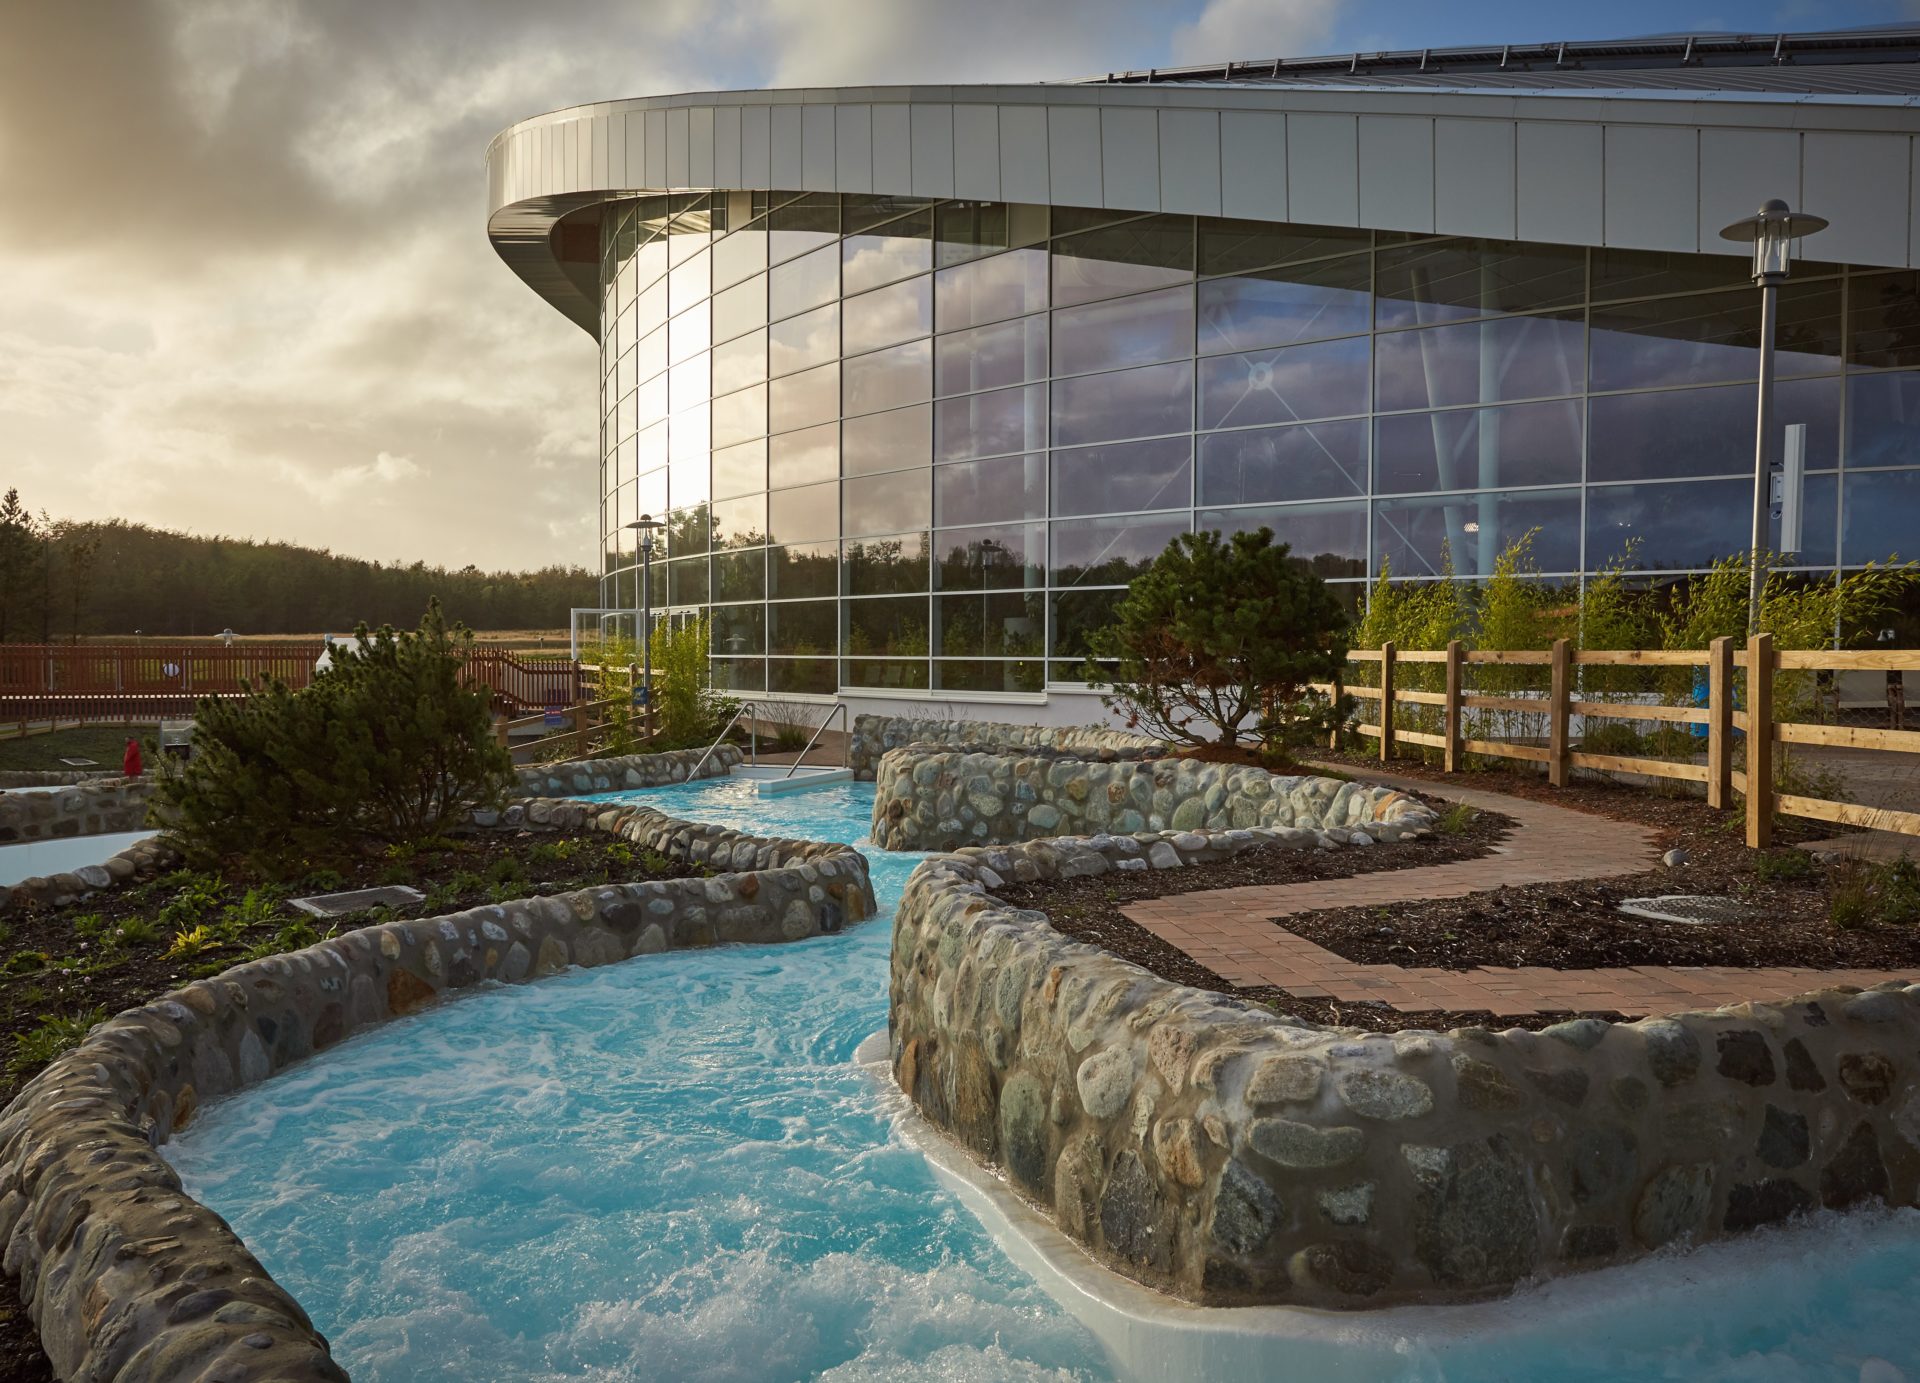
[164, 778, 1920, 1382]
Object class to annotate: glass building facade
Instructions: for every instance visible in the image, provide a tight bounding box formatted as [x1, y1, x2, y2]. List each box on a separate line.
[594, 191, 1920, 696]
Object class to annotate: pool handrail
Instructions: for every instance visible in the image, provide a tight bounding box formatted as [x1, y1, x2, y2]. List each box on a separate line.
[691, 700, 760, 780]
[781, 702, 849, 778]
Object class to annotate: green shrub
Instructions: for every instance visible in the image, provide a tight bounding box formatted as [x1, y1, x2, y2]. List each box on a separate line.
[1830, 857, 1920, 929]
[4, 950, 49, 975]
[7, 1008, 106, 1081]
[151, 602, 514, 873]
[115, 917, 157, 946]
[1433, 803, 1479, 836]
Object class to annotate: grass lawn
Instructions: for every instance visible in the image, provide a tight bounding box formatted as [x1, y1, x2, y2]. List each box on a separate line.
[0, 725, 158, 773]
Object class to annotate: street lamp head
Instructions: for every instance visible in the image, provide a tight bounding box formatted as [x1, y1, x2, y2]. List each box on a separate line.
[1718, 198, 1829, 283]
[622, 514, 666, 531]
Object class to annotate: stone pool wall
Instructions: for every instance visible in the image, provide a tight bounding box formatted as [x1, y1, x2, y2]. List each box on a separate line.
[849, 714, 1164, 780]
[890, 832, 1920, 1309]
[872, 746, 1432, 851]
[0, 834, 181, 916]
[0, 797, 874, 1382]
[0, 770, 117, 789]
[512, 744, 742, 797]
[0, 777, 151, 843]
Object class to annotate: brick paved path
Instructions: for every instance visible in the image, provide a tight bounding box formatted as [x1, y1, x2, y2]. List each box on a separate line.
[1122, 763, 1919, 1018]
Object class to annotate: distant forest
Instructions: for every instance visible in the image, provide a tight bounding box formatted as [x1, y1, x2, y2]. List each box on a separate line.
[0, 489, 595, 640]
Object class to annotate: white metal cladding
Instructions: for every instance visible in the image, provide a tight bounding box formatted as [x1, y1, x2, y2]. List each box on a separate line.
[488, 83, 1920, 337]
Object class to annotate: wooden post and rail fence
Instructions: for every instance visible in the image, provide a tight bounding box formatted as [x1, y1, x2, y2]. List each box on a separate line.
[1319, 636, 1920, 849]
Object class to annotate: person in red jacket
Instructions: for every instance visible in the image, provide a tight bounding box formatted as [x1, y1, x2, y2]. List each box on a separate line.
[122, 737, 143, 779]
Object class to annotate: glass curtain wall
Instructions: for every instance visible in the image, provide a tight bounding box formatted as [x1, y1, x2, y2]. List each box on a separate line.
[598, 193, 1920, 694]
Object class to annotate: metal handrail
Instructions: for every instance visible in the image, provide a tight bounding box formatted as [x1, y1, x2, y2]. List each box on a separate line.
[690, 699, 760, 779]
[782, 701, 848, 778]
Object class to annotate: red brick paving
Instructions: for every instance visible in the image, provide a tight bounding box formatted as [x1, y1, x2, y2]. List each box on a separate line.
[1123, 763, 1919, 1018]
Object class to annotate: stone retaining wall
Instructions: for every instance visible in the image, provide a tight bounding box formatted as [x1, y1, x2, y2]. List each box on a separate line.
[849, 714, 1163, 780]
[512, 744, 741, 796]
[872, 747, 1432, 851]
[890, 833, 1920, 1309]
[0, 770, 117, 789]
[0, 797, 874, 1382]
[0, 777, 151, 843]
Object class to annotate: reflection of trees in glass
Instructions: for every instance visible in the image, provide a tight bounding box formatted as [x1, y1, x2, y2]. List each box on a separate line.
[937, 534, 1035, 590]
[667, 504, 716, 555]
[847, 599, 929, 657]
[1855, 273, 1920, 367]
[844, 534, 929, 595]
[770, 545, 840, 599]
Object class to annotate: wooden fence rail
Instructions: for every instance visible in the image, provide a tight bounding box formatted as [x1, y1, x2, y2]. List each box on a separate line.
[1318, 635, 1920, 848]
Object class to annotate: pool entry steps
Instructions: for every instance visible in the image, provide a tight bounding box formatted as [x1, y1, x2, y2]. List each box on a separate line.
[0, 783, 873, 1382]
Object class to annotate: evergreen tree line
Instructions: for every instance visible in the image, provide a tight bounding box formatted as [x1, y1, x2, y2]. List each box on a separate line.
[0, 489, 595, 641]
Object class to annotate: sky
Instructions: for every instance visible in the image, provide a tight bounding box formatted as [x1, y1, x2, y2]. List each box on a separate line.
[1, 0, 1913, 571]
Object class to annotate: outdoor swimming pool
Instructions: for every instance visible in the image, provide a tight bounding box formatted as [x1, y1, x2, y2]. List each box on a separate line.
[0, 829, 151, 887]
[164, 778, 1920, 1381]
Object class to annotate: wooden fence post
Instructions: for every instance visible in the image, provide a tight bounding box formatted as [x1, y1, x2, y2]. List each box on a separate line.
[1746, 632, 1774, 849]
[572, 701, 590, 757]
[1548, 638, 1571, 788]
[1444, 639, 1464, 773]
[1327, 664, 1344, 750]
[1706, 636, 1733, 811]
[1379, 641, 1396, 763]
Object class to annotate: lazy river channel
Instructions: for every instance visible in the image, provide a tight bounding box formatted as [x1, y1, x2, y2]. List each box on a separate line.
[164, 778, 1920, 1381]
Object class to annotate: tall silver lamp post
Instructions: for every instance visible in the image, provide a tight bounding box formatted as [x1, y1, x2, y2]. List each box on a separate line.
[624, 514, 667, 736]
[1718, 198, 1829, 634]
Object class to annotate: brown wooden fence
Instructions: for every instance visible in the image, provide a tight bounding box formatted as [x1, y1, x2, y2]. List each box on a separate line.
[1324, 634, 1920, 848]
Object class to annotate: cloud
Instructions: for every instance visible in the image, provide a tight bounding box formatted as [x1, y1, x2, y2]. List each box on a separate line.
[1171, 0, 1344, 66]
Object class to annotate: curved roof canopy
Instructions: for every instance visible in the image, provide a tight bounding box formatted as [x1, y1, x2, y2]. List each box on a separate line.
[488, 27, 1920, 337]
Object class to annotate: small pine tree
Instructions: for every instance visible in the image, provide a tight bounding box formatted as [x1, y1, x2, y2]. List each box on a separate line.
[1087, 528, 1349, 753]
[152, 602, 513, 873]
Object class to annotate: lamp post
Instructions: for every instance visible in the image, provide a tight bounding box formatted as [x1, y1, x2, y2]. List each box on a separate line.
[1718, 198, 1829, 635]
[624, 514, 667, 738]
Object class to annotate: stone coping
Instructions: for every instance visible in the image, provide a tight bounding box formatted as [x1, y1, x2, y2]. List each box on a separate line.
[888, 827, 1920, 1310]
[0, 777, 152, 844]
[0, 834, 179, 917]
[511, 744, 741, 798]
[849, 714, 1164, 780]
[0, 770, 118, 789]
[0, 796, 874, 1382]
[872, 745, 1433, 852]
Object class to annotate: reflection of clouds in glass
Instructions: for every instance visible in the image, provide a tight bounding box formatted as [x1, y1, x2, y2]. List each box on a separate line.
[1199, 336, 1367, 431]
[937, 384, 1046, 462]
[1374, 313, 1583, 412]
[1199, 258, 1370, 354]
[844, 341, 931, 416]
[1052, 362, 1191, 448]
[845, 277, 932, 355]
[845, 470, 929, 535]
[843, 231, 932, 296]
[936, 250, 1047, 333]
[771, 303, 839, 376]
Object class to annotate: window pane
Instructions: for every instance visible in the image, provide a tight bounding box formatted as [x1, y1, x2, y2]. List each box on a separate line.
[846, 596, 930, 657]
[1052, 436, 1191, 515]
[1849, 271, 1920, 369]
[1591, 248, 1750, 303]
[712, 328, 767, 394]
[936, 201, 1045, 267]
[770, 243, 838, 319]
[936, 591, 1046, 656]
[669, 407, 709, 477]
[1586, 479, 1749, 571]
[1053, 361, 1192, 447]
[1374, 238, 1585, 329]
[769, 599, 838, 654]
[936, 315, 1047, 396]
[769, 541, 838, 599]
[711, 657, 766, 692]
[1588, 376, 1838, 482]
[634, 323, 667, 384]
[669, 355, 710, 415]
[935, 659, 1044, 693]
[936, 383, 1047, 461]
[770, 422, 838, 489]
[1375, 489, 1581, 579]
[1375, 311, 1583, 412]
[1589, 280, 1841, 392]
[1197, 216, 1371, 276]
[844, 275, 932, 356]
[769, 657, 837, 693]
[712, 493, 767, 549]
[667, 555, 709, 605]
[768, 195, 837, 263]
[713, 223, 767, 290]
[668, 303, 711, 365]
[635, 464, 668, 517]
[1199, 336, 1368, 431]
[844, 468, 929, 535]
[1050, 513, 1188, 585]
[1050, 588, 1127, 659]
[845, 339, 932, 416]
[1198, 419, 1368, 506]
[1847, 370, 1920, 468]
[668, 249, 709, 315]
[713, 274, 767, 343]
[1051, 216, 1194, 308]
[769, 302, 838, 378]
[768, 480, 839, 544]
[934, 523, 1045, 590]
[1198, 253, 1371, 355]
[769, 362, 839, 433]
[1053, 285, 1194, 376]
[711, 603, 765, 655]
[713, 548, 766, 601]
[843, 212, 933, 295]
[667, 503, 711, 555]
[711, 384, 766, 450]
[1197, 500, 1369, 579]
[845, 532, 930, 595]
[1843, 469, 1920, 564]
[1373, 400, 1581, 495]
[936, 248, 1049, 331]
[843, 403, 930, 476]
[934, 453, 1047, 526]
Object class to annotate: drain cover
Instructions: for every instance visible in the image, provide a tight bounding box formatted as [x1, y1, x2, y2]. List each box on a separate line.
[288, 884, 425, 918]
[1618, 895, 1757, 926]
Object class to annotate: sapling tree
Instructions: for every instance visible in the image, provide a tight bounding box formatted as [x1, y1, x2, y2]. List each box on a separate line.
[1085, 527, 1350, 753]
